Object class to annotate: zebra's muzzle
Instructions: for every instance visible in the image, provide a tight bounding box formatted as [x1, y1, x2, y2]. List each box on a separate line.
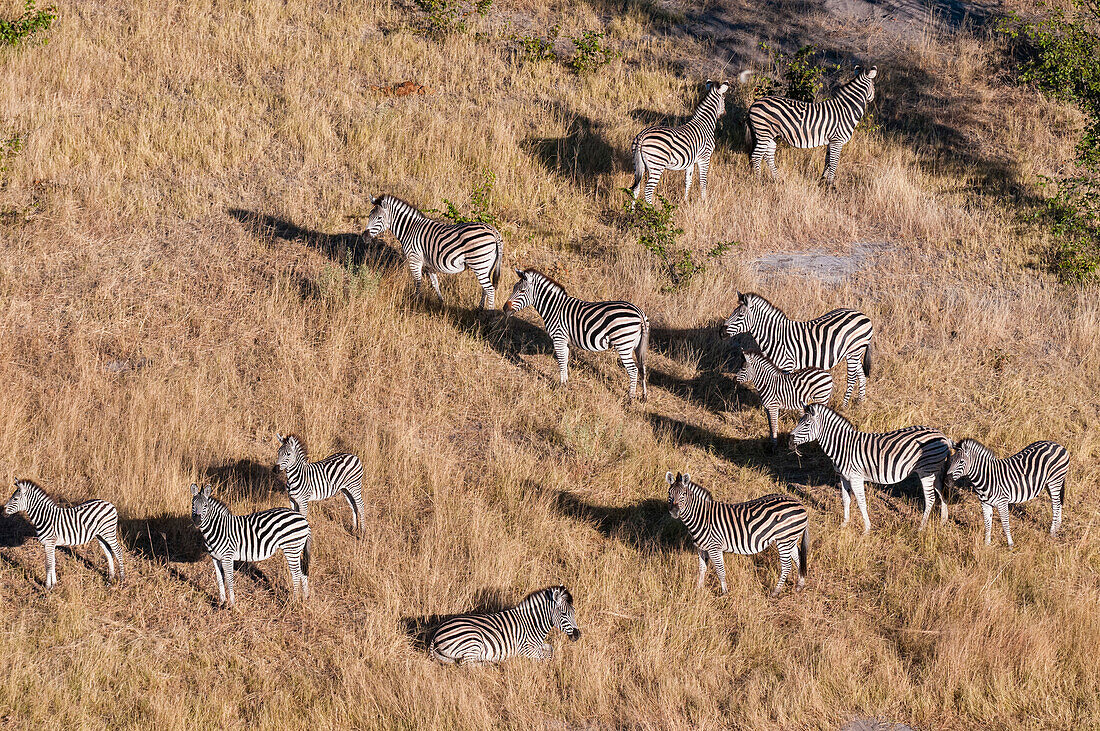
[568, 628, 581, 642]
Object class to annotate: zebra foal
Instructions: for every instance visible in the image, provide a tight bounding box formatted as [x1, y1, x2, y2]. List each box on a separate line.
[666, 472, 808, 597]
[790, 404, 951, 533]
[365, 194, 503, 308]
[190, 483, 311, 608]
[746, 64, 877, 185]
[724, 291, 872, 406]
[4, 479, 124, 588]
[429, 586, 581, 664]
[734, 347, 833, 443]
[274, 434, 364, 533]
[504, 268, 649, 401]
[630, 80, 730, 206]
[948, 439, 1069, 548]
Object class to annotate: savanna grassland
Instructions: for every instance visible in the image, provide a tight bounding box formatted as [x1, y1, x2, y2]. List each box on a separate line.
[0, 0, 1098, 728]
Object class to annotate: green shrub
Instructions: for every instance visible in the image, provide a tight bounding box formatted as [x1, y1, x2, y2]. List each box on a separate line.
[568, 30, 619, 74]
[514, 25, 559, 64]
[415, 0, 487, 38]
[0, 0, 55, 47]
[622, 192, 735, 290]
[751, 43, 840, 102]
[435, 169, 498, 226]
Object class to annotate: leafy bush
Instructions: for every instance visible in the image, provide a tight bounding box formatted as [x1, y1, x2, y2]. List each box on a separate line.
[568, 30, 619, 74]
[0, 0, 55, 47]
[514, 25, 559, 64]
[436, 169, 498, 226]
[622, 193, 734, 290]
[416, 0, 490, 38]
[751, 43, 840, 102]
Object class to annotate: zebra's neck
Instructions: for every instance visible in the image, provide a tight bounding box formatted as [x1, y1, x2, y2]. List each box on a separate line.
[283, 451, 308, 491]
[23, 487, 60, 532]
[688, 91, 723, 130]
[201, 498, 236, 535]
[828, 79, 870, 121]
[386, 197, 428, 244]
[678, 488, 713, 540]
[516, 593, 556, 637]
[527, 277, 569, 324]
[746, 298, 791, 352]
[747, 354, 782, 389]
[962, 440, 997, 487]
[817, 407, 858, 461]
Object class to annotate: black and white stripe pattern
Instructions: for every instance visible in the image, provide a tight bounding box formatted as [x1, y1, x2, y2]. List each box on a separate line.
[4, 479, 124, 589]
[747, 65, 877, 184]
[723, 291, 872, 406]
[734, 348, 834, 443]
[504, 269, 649, 401]
[630, 80, 730, 206]
[275, 434, 365, 533]
[429, 586, 581, 664]
[790, 404, 951, 533]
[366, 194, 503, 308]
[666, 472, 808, 596]
[948, 439, 1069, 548]
[190, 483, 311, 608]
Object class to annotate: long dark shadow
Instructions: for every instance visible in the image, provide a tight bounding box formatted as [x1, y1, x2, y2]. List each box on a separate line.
[400, 587, 511, 653]
[552, 490, 691, 552]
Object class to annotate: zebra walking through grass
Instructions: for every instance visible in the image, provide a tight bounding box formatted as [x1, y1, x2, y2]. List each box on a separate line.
[947, 439, 1069, 548]
[734, 347, 834, 443]
[746, 65, 877, 185]
[274, 434, 364, 533]
[190, 483, 311, 608]
[630, 80, 730, 206]
[429, 585, 581, 664]
[790, 404, 951, 533]
[3, 480, 124, 589]
[504, 268, 649, 401]
[365, 194, 503, 308]
[666, 472, 808, 596]
[723, 291, 872, 406]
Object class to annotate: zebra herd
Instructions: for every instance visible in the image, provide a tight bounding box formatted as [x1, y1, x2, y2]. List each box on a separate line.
[1, 65, 1075, 666]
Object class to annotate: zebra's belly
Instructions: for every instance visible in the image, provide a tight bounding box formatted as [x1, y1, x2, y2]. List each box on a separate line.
[237, 546, 278, 563]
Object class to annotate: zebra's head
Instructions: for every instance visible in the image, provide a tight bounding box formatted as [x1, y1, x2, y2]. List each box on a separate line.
[666, 471, 696, 519]
[703, 79, 731, 118]
[190, 483, 214, 527]
[550, 586, 581, 642]
[365, 195, 390, 238]
[4, 480, 30, 515]
[722, 292, 752, 338]
[854, 65, 878, 102]
[947, 440, 976, 484]
[790, 405, 823, 453]
[503, 269, 532, 315]
[733, 348, 759, 386]
[274, 434, 307, 509]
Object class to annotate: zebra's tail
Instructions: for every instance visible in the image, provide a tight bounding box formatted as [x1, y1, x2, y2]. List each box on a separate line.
[636, 315, 650, 401]
[491, 231, 502, 292]
[798, 522, 809, 582]
[302, 535, 312, 578]
[862, 340, 873, 378]
[630, 138, 645, 199]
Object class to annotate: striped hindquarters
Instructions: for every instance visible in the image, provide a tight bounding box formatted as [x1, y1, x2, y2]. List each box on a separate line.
[61, 500, 119, 547]
[792, 308, 873, 371]
[712, 493, 808, 555]
[565, 300, 647, 353]
[429, 611, 522, 664]
[306, 453, 364, 502]
[999, 441, 1070, 503]
[411, 218, 499, 276]
[633, 124, 709, 172]
[862, 426, 951, 485]
[234, 508, 311, 563]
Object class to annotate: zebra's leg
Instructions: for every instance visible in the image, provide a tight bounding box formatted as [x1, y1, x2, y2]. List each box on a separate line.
[644, 167, 663, 205]
[343, 488, 364, 534]
[553, 337, 570, 387]
[935, 468, 948, 525]
[286, 550, 301, 600]
[698, 155, 711, 201]
[919, 473, 937, 531]
[764, 141, 780, 179]
[1048, 478, 1064, 536]
[684, 163, 694, 202]
[406, 257, 424, 299]
[996, 502, 1014, 549]
[849, 476, 872, 534]
[427, 272, 443, 301]
[696, 549, 709, 589]
[212, 557, 227, 606]
[96, 536, 117, 582]
[708, 548, 728, 595]
[981, 502, 994, 545]
[43, 540, 57, 589]
[475, 268, 495, 310]
[838, 477, 852, 527]
[616, 345, 639, 401]
[766, 404, 780, 445]
[771, 542, 793, 597]
[823, 141, 844, 186]
[843, 353, 861, 407]
[222, 559, 236, 608]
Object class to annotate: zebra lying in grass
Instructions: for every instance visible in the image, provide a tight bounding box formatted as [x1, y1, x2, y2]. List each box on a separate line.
[666, 472, 808, 597]
[724, 291, 872, 407]
[745, 64, 877, 185]
[429, 586, 581, 664]
[947, 439, 1069, 548]
[365, 194, 503, 308]
[790, 405, 951, 533]
[190, 483, 311, 608]
[734, 347, 833, 444]
[4, 479, 125, 589]
[274, 434, 365, 534]
[504, 268, 649, 401]
[630, 79, 730, 205]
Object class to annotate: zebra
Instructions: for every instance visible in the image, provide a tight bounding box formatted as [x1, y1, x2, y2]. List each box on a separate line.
[3, 479, 124, 589]
[365, 194, 503, 308]
[666, 472, 808, 597]
[274, 433, 365, 533]
[428, 585, 581, 664]
[734, 347, 834, 443]
[723, 291, 872, 407]
[947, 439, 1069, 548]
[504, 268, 649, 401]
[746, 64, 877, 185]
[190, 483, 311, 608]
[790, 404, 951, 533]
[630, 80, 730, 206]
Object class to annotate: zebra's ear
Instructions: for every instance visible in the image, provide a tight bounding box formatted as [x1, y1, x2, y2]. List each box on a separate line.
[371, 195, 382, 206]
[190, 483, 199, 496]
[682, 472, 691, 484]
[201, 484, 212, 497]
[514, 268, 525, 279]
[867, 66, 878, 79]
[718, 82, 729, 93]
[665, 471, 675, 486]
[736, 291, 745, 303]
[277, 433, 285, 444]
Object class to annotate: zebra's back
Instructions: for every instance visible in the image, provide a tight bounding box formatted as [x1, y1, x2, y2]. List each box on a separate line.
[55, 499, 118, 546]
[633, 123, 709, 170]
[858, 426, 951, 485]
[748, 97, 828, 148]
[307, 452, 364, 500]
[564, 299, 647, 352]
[234, 508, 310, 563]
[408, 218, 499, 274]
[711, 494, 808, 555]
[430, 608, 523, 663]
[999, 441, 1070, 501]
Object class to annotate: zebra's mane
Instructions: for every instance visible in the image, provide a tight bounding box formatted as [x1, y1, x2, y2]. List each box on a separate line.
[691, 84, 726, 121]
[519, 586, 568, 608]
[381, 194, 425, 220]
[682, 477, 713, 502]
[956, 438, 991, 458]
[814, 404, 855, 431]
[14, 479, 48, 501]
[525, 269, 567, 295]
[282, 433, 307, 455]
[740, 291, 781, 314]
[738, 346, 780, 371]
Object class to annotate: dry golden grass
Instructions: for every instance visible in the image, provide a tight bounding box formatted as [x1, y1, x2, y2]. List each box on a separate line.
[0, 0, 1098, 728]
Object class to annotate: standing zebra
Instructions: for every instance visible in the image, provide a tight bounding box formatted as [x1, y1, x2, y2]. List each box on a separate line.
[723, 291, 872, 406]
[365, 194, 503, 308]
[190, 483, 311, 608]
[666, 472, 808, 597]
[746, 65, 877, 185]
[274, 433, 365, 533]
[3, 479, 124, 589]
[504, 268, 649, 401]
[790, 404, 951, 533]
[429, 585, 581, 664]
[630, 80, 730, 206]
[734, 347, 834, 443]
[947, 439, 1069, 548]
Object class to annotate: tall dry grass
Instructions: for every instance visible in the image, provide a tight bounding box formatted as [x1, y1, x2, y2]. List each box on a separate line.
[0, 0, 1097, 728]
